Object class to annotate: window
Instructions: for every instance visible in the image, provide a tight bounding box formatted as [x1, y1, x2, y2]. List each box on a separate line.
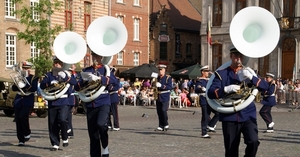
[159, 24, 167, 35]
[133, 0, 140, 6]
[6, 34, 16, 67]
[133, 18, 140, 41]
[213, 0, 222, 26]
[283, 0, 296, 28]
[84, 49, 91, 67]
[259, 0, 270, 11]
[30, 0, 40, 21]
[117, 0, 124, 3]
[65, 0, 73, 29]
[236, 0, 246, 13]
[84, 2, 91, 31]
[117, 15, 124, 23]
[160, 42, 167, 60]
[31, 42, 40, 58]
[186, 43, 192, 58]
[212, 44, 222, 71]
[133, 52, 139, 66]
[117, 51, 123, 65]
[5, 0, 16, 18]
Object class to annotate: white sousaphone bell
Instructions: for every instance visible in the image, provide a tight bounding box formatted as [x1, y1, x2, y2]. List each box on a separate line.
[206, 6, 280, 113]
[40, 31, 87, 100]
[78, 16, 128, 102]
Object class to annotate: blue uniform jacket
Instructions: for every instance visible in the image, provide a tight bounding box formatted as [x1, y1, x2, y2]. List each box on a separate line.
[194, 78, 208, 106]
[255, 79, 276, 106]
[109, 75, 120, 104]
[74, 65, 118, 108]
[40, 71, 77, 107]
[207, 66, 269, 122]
[68, 74, 77, 106]
[157, 75, 172, 102]
[12, 74, 38, 108]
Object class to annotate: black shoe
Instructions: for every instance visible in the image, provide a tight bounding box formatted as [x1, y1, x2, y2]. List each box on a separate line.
[18, 142, 25, 146]
[50, 145, 59, 151]
[102, 154, 109, 157]
[63, 143, 69, 147]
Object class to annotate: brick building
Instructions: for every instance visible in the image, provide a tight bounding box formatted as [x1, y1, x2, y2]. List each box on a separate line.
[150, 0, 201, 72]
[110, 0, 150, 74]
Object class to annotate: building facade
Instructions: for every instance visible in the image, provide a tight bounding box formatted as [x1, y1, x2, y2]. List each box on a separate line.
[111, 0, 150, 73]
[201, 0, 300, 80]
[150, 0, 201, 72]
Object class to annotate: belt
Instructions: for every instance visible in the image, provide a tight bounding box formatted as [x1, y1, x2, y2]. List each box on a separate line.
[198, 93, 206, 97]
[158, 90, 170, 94]
[60, 94, 68, 98]
[101, 90, 109, 94]
[70, 93, 75, 96]
[110, 91, 118, 94]
[17, 92, 34, 96]
[264, 93, 275, 97]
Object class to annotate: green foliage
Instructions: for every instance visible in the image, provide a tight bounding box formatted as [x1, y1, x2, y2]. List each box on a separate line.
[13, 0, 63, 77]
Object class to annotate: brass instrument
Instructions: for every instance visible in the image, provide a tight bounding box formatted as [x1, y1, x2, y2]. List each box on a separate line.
[152, 77, 158, 100]
[206, 7, 279, 113]
[9, 63, 31, 96]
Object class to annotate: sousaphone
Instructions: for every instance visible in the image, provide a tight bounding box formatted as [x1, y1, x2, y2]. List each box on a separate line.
[206, 6, 280, 113]
[40, 31, 87, 100]
[78, 16, 128, 102]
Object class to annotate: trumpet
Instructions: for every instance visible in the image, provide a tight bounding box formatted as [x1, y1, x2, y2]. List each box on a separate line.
[10, 63, 31, 96]
[152, 78, 158, 100]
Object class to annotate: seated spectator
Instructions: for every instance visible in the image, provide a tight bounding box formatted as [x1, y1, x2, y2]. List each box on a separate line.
[139, 87, 149, 106]
[133, 78, 142, 89]
[180, 88, 191, 107]
[148, 88, 155, 105]
[143, 79, 151, 89]
[126, 87, 135, 104]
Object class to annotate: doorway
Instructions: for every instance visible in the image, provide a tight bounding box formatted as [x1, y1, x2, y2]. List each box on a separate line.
[281, 38, 295, 80]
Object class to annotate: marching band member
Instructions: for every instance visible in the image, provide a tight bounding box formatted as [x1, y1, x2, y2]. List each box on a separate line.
[155, 64, 172, 131]
[40, 57, 77, 151]
[259, 73, 276, 133]
[195, 65, 218, 138]
[74, 52, 118, 157]
[67, 65, 77, 138]
[12, 61, 38, 146]
[107, 67, 120, 131]
[207, 46, 261, 157]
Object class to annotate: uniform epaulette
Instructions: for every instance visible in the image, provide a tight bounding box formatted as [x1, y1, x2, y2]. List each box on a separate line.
[215, 71, 222, 81]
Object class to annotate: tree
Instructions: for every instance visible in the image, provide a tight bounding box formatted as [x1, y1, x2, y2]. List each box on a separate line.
[13, 0, 63, 77]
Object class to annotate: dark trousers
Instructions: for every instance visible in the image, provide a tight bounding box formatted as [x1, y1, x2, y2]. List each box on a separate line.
[48, 105, 68, 146]
[86, 105, 110, 157]
[108, 102, 120, 128]
[67, 105, 74, 136]
[259, 105, 273, 127]
[14, 106, 32, 143]
[156, 100, 169, 127]
[207, 105, 219, 128]
[222, 119, 260, 157]
[201, 105, 208, 135]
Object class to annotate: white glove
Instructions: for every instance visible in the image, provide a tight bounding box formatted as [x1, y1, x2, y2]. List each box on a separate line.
[224, 85, 240, 93]
[156, 82, 162, 88]
[88, 73, 100, 82]
[58, 71, 66, 79]
[18, 81, 26, 88]
[238, 68, 254, 81]
[245, 67, 257, 77]
[201, 87, 206, 92]
[51, 80, 58, 85]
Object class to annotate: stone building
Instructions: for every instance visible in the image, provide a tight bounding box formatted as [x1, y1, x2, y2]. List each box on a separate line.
[201, 0, 300, 80]
[150, 0, 201, 72]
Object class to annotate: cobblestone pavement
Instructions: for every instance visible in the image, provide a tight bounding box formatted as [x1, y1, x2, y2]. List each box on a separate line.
[0, 103, 300, 157]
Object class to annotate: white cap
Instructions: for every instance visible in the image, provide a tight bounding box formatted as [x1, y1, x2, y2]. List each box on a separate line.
[266, 73, 275, 78]
[200, 65, 210, 71]
[157, 64, 167, 69]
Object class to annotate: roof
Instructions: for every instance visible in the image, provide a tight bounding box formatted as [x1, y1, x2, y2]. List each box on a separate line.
[151, 0, 201, 32]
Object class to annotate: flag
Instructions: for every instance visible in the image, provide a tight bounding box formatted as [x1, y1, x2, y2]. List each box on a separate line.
[206, 6, 212, 45]
[206, 21, 212, 45]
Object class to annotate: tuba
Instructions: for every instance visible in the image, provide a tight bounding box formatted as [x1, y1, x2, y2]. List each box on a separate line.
[206, 6, 280, 113]
[40, 31, 87, 100]
[77, 16, 128, 102]
[9, 63, 32, 96]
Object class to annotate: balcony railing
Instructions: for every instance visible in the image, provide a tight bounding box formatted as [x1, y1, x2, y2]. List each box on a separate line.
[277, 16, 300, 30]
